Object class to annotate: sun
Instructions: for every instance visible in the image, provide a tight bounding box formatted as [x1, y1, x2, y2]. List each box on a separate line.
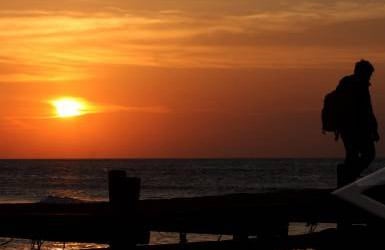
[51, 97, 87, 118]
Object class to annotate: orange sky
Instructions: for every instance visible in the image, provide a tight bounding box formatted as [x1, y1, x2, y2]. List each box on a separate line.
[1, 0, 385, 158]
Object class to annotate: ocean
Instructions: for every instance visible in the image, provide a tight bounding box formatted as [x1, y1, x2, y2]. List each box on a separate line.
[0, 158, 384, 249]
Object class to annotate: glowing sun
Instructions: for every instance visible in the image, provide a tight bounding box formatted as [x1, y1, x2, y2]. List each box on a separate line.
[51, 97, 87, 118]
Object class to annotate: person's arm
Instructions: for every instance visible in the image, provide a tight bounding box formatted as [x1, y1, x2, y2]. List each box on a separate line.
[370, 108, 379, 142]
[368, 90, 379, 142]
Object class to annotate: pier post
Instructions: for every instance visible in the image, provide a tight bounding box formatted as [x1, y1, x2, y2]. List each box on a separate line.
[109, 170, 141, 207]
[108, 170, 149, 249]
[179, 232, 187, 244]
[233, 233, 248, 241]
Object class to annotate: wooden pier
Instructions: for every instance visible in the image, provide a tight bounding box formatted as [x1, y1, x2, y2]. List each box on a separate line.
[0, 170, 384, 249]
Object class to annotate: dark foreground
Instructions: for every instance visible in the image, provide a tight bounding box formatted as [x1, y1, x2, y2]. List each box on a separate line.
[0, 171, 384, 249]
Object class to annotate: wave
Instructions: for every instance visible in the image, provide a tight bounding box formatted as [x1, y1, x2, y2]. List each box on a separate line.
[39, 195, 85, 204]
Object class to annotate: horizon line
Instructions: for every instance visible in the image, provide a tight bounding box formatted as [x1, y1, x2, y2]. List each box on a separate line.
[0, 157, 350, 161]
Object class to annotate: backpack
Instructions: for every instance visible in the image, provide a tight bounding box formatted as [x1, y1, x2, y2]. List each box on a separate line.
[321, 90, 340, 140]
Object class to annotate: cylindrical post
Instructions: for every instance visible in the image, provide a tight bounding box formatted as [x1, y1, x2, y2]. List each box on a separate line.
[179, 232, 187, 244]
[108, 170, 141, 208]
[233, 233, 248, 241]
[108, 170, 147, 248]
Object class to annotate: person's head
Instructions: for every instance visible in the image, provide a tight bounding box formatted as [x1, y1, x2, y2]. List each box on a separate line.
[354, 59, 374, 82]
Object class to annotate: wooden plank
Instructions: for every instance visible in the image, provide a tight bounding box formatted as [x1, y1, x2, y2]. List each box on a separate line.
[0, 188, 378, 243]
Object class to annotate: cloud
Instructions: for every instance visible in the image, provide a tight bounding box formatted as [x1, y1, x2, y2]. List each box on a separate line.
[0, 97, 170, 128]
[48, 97, 171, 117]
[91, 103, 171, 115]
[0, 0, 385, 80]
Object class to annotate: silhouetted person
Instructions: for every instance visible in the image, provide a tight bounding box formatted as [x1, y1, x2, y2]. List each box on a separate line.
[336, 60, 379, 187]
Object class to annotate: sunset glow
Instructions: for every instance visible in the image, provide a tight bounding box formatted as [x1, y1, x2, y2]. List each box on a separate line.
[52, 98, 87, 118]
[1, 0, 385, 158]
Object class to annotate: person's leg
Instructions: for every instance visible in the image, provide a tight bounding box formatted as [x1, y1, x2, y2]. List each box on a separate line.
[337, 163, 345, 188]
[357, 137, 375, 177]
[340, 133, 360, 186]
[338, 133, 360, 231]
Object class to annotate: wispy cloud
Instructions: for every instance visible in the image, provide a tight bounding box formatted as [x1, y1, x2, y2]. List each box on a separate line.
[0, 97, 170, 130]
[0, 0, 385, 82]
[51, 98, 171, 117]
[96, 104, 171, 114]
